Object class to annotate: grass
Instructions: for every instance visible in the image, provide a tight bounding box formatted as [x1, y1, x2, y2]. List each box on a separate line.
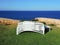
[0, 24, 60, 45]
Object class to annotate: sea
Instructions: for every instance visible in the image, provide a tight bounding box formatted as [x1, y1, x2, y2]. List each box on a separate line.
[0, 11, 60, 20]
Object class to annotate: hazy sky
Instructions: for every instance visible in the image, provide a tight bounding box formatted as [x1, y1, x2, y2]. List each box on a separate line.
[0, 0, 60, 11]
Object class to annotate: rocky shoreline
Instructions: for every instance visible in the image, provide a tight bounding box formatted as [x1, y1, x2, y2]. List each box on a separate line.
[0, 17, 60, 28]
[0, 18, 20, 25]
[35, 17, 60, 27]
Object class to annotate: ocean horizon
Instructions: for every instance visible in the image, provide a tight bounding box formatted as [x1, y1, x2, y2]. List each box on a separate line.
[0, 11, 60, 20]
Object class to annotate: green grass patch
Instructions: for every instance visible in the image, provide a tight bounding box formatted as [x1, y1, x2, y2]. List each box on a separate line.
[0, 24, 60, 45]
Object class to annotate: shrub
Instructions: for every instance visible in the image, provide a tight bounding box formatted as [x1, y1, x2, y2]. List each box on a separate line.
[48, 24, 56, 26]
[32, 19, 38, 21]
[41, 22, 46, 25]
[20, 20, 24, 22]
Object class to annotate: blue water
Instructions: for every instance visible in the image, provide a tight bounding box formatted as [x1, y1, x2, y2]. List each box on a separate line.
[0, 11, 60, 20]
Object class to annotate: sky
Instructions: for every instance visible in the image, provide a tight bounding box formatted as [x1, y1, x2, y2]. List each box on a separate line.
[0, 0, 60, 11]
